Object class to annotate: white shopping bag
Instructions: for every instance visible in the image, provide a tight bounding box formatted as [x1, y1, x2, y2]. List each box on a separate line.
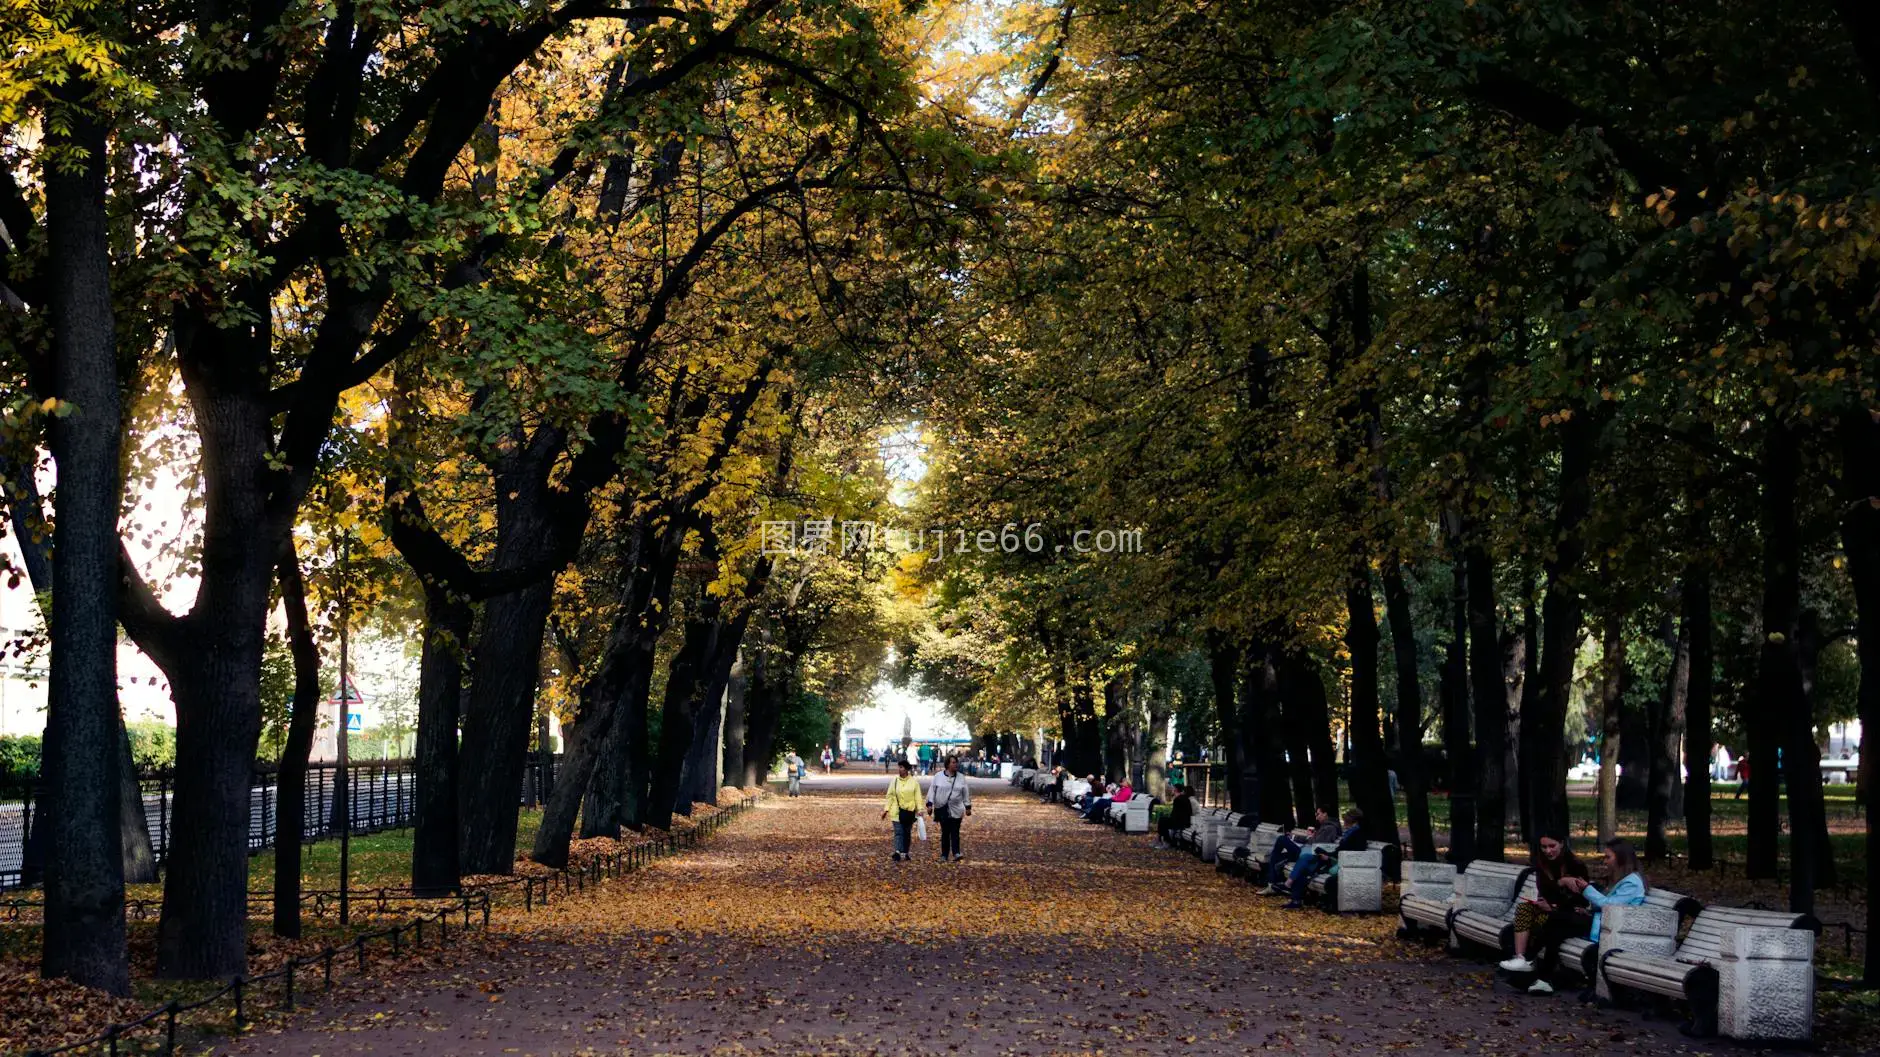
[915, 814, 929, 842]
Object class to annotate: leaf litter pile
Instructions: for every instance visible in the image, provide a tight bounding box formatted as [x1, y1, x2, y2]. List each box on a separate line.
[204, 775, 1858, 1057]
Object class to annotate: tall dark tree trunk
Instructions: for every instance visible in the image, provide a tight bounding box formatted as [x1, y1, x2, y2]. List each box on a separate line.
[1516, 594, 1540, 841]
[1278, 651, 1339, 818]
[1102, 676, 1130, 785]
[39, 102, 129, 993]
[152, 520, 275, 980]
[1646, 600, 1689, 861]
[273, 551, 323, 936]
[721, 653, 747, 787]
[456, 578, 554, 875]
[1617, 664, 1651, 812]
[1795, 610, 1837, 888]
[648, 593, 724, 828]
[1144, 681, 1173, 799]
[1747, 424, 1799, 883]
[740, 636, 787, 787]
[1466, 540, 1504, 862]
[116, 723, 155, 885]
[411, 583, 470, 895]
[1244, 645, 1292, 826]
[1275, 653, 1316, 826]
[1836, 404, 1880, 982]
[1344, 571, 1399, 846]
[1683, 564, 1716, 871]
[1533, 411, 1598, 841]
[1595, 611, 1627, 845]
[1070, 681, 1103, 778]
[1381, 566, 1436, 861]
[1441, 553, 1476, 865]
[1206, 631, 1246, 811]
[535, 569, 665, 867]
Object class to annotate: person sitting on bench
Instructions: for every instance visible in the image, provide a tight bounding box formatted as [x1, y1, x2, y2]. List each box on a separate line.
[1082, 778, 1131, 821]
[1496, 831, 1591, 994]
[1153, 782, 1194, 850]
[1279, 808, 1364, 909]
[1260, 806, 1341, 894]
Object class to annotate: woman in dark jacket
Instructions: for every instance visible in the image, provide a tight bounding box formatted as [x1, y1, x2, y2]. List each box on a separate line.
[1498, 832, 1591, 992]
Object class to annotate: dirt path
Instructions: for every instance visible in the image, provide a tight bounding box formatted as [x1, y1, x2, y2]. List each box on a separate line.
[222, 776, 1748, 1056]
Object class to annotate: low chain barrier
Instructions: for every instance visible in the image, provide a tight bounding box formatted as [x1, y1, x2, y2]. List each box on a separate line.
[21, 796, 758, 1057]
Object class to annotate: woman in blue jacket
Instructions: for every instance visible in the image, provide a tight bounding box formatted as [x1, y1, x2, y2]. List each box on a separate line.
[1560, 838, 1648, 948]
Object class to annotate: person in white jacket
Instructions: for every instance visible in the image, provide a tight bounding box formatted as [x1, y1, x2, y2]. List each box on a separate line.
[926, 755, 974, 862]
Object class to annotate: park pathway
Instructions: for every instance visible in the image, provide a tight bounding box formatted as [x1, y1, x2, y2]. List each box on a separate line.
[222, 776, 1740, 1056]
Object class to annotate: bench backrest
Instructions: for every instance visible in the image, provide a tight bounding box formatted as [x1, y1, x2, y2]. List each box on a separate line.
[1248, 822, 1283, 847]
[1673, 905, 1818, 965]
[1458, 860, 1531, 917]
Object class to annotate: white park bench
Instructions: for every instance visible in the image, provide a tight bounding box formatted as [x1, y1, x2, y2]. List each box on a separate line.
[1104, 793, 1153, 833]
[1302, 845, 1385, 913]
[1219, 821, 1287, 878]
[1172, 806, 1226, 853]
[1198, 813, 1251, 863]
[1400, 859, 1528, 949]
[1599, 903, 1821, 1043]
[1554, 887, 1699, 986]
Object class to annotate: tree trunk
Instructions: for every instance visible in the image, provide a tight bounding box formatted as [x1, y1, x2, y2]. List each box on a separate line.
[1102, 676, 1130, 785]
[456, 579, 555, 875]
[534, 566, 666, 866]
[722, 653, 747, 787]
[1442, 554, 1476, 865]
[411, 583, 471, 895]
[1466, 541, 1505, 862]
[1646, 601, 1689, 861]
[1070, 681, 1104, 778]
[740, 637, 787, 787]
[1275, 652, 1316, 826]
[1836, 404, 1880, 982]
[1617, 672, 1651, 812]
[1206, 631, 1246, 811]
[736, 628, 782, 786]
[116, 723, 156, 885]
[1683, 565, 1716, 871]
[1278, 651, 1339, 818]
[1533, 411, 1597, 841]
[1144, 681, 1173, 799]
[1381, 565, 1436, 861]
[1516, 594, 1540, 841]
[1747, 424, 1799, 883]
[1244, 645, 1292, 827]
[273, 551, 322, 937]
[1344, 569, 1399, 846]
[39, 101, 130, 993]
[1794, 610, 1837, 889]
[1595, 611, 1627, 846]
[157, 608, 271, 979]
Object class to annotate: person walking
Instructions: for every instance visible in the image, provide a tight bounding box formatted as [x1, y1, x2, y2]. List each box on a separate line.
[927, 755, 974, 862]
[882, 759, 924, 861]
[821, 745, 834, 775]
[785, 750, 805, 797]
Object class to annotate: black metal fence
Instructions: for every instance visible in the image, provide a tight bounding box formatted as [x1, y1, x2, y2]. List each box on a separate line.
[0, 754, 562, 890]
[20, 793, 758, 1057]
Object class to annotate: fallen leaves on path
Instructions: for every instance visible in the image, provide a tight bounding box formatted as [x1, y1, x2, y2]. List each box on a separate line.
[214, 781, 1847, 1057]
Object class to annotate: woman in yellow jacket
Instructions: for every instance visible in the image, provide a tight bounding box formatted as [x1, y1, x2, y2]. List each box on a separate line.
[881, 758, 924, 861]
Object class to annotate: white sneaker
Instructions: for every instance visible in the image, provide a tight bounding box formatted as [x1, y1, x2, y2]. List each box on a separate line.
[1527, 979, 1555, 995]
[1498, 956, 1535, 973]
